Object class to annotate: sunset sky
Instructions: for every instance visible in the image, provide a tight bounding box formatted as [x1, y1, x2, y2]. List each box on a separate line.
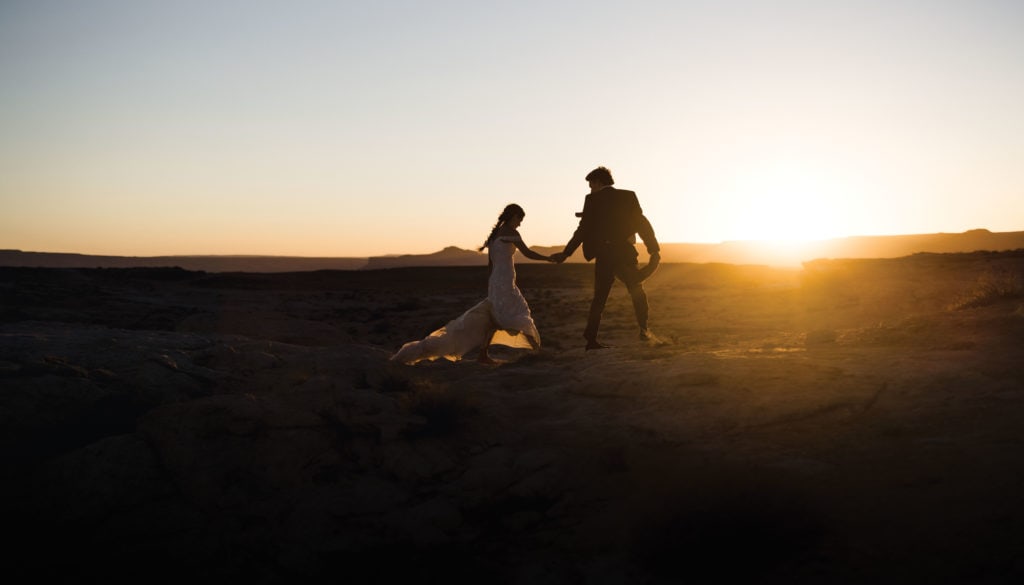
[2, 0, 1022, 257]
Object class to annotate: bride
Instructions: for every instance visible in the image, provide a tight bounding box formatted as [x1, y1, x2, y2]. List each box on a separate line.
[391, 204, 554, 365]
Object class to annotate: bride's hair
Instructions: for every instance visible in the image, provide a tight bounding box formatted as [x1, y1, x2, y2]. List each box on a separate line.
[480, 203, 525, 251]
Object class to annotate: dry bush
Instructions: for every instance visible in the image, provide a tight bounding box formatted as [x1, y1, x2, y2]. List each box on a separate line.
[950, 269, 1024, 310]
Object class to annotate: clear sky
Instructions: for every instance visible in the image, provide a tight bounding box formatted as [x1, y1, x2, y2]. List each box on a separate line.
[2, 0, 1022, 257]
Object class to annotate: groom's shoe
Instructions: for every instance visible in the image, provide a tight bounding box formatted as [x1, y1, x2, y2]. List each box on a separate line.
[639, 328, 668, 345]
[585, 339, 611, 351]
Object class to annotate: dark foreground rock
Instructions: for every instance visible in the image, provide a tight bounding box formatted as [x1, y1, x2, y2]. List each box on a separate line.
[2, 258, 1024, 584]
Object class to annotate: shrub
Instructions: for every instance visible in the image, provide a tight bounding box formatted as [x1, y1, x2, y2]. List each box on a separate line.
[950, 269, 1024, 310]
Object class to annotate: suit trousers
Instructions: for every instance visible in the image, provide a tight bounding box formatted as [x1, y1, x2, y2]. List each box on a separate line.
[584, 251, 649, 341]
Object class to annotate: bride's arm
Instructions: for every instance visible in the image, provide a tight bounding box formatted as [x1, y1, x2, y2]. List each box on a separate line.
[507, 234, 553, 262]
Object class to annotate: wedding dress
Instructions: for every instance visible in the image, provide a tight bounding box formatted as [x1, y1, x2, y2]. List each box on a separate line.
[391, 236, 541, 364]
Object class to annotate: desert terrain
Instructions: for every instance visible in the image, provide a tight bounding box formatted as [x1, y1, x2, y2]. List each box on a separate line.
[2, 251, 1023, 584]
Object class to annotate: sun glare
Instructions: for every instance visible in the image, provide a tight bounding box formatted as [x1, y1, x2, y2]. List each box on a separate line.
[722, 161, 848, 243]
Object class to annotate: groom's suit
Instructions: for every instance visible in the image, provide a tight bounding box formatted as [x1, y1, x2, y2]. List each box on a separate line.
[561, 186, 659, 342]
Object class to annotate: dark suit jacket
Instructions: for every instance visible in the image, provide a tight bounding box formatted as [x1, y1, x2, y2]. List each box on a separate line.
[562, 187, 660, 261]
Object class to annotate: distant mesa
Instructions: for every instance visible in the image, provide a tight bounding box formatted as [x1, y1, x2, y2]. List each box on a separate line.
[364, 246, 485, 269]
[2, 229, 1023, 272]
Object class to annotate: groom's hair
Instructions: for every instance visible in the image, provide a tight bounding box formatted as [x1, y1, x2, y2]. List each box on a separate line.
[585, 166, 614, 186]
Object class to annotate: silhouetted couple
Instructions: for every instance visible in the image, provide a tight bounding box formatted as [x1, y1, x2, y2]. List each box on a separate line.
[391, 166, 660, 365]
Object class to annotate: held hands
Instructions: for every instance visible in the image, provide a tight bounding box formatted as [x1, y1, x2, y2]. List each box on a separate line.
[548, 252, 567, 264]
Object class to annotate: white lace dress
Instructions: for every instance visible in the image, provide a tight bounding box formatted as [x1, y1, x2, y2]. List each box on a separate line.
[391, 236, 541, 364]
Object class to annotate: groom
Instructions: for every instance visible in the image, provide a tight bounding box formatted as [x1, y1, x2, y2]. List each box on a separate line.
[551, 166, 660, 350]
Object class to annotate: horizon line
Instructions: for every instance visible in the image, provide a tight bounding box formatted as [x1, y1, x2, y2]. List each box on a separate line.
[1, 228, 1012, 260]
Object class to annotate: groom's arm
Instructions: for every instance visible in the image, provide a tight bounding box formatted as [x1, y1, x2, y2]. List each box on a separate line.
[628, 191, 659, 256]
[559, 194, 592, 258]
[552, 221, 584, 263]
[562, 225, 584, 257]
[638, 215, 660, 256]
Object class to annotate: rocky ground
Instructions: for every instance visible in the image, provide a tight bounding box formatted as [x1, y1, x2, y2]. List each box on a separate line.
[2, 252, 1024, 584]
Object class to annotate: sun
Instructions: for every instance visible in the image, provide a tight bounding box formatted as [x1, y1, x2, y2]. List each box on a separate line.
[719, 160, 849, 243]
